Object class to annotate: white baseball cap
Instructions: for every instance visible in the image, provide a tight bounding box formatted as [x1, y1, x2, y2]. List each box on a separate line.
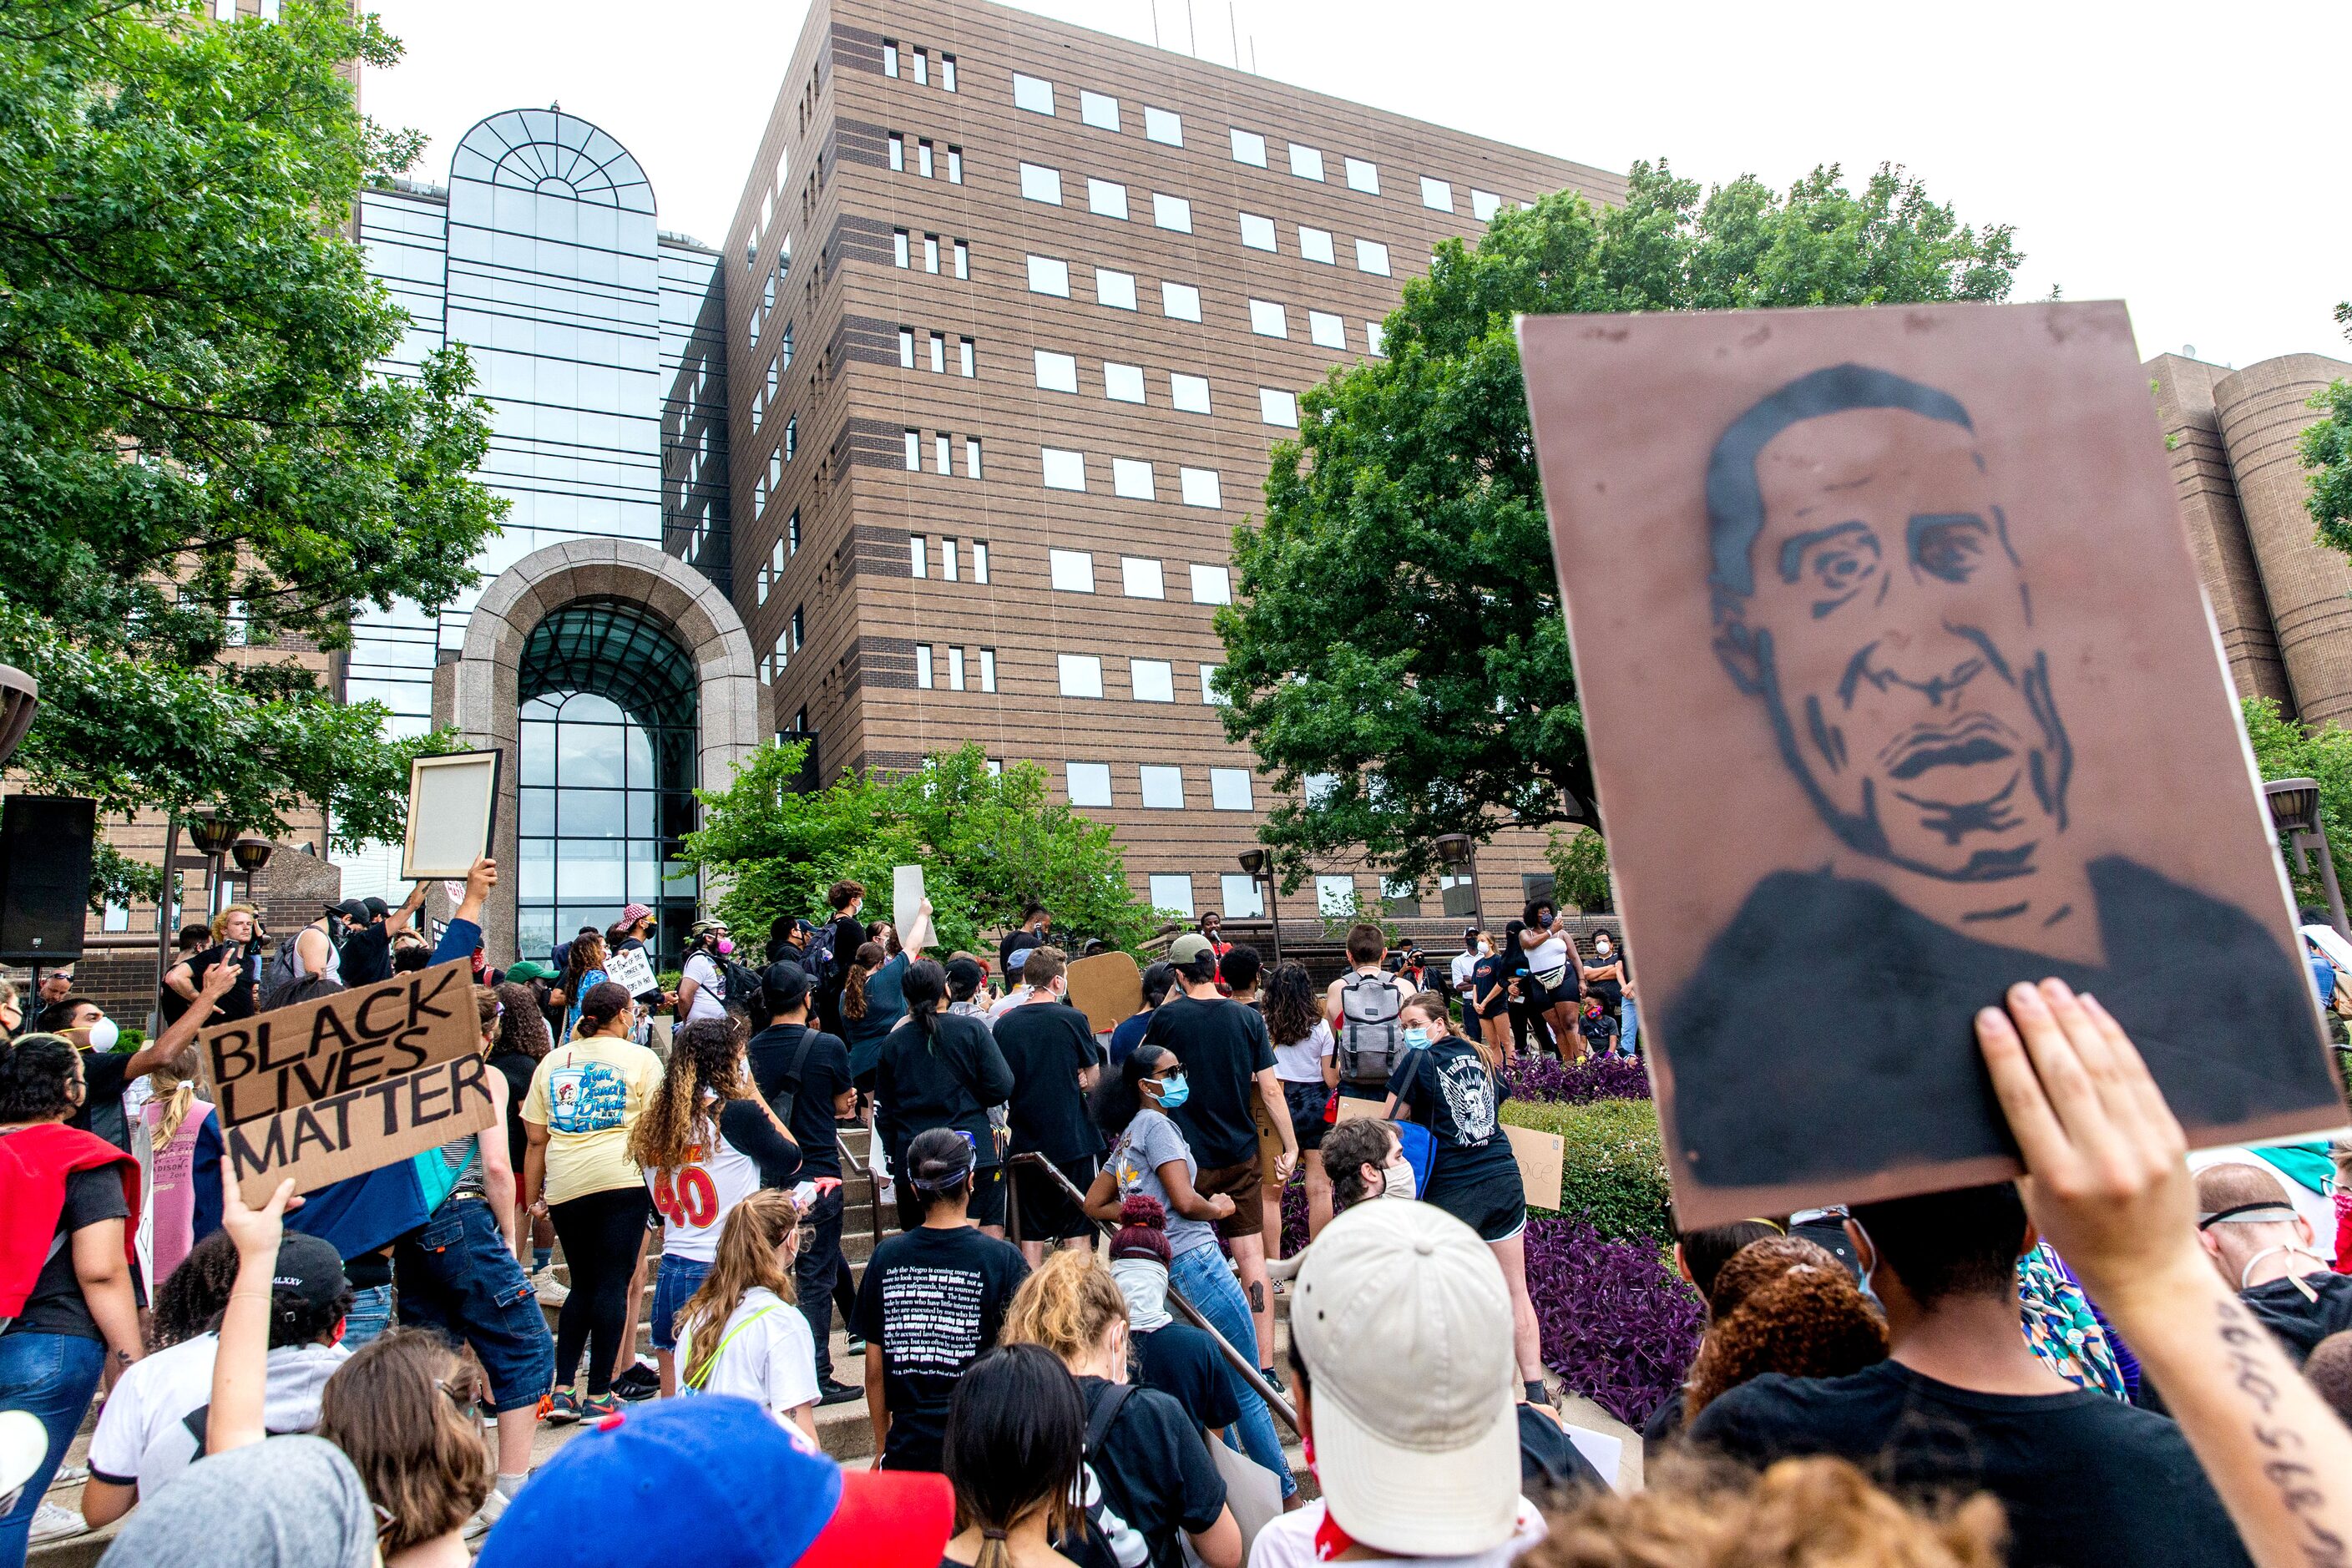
[1290, 1200, 1520, 1555]
[0, 1409, 46, 1515]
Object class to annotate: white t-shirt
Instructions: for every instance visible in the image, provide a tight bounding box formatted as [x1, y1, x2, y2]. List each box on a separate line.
[1272, 1019, 1334, 1085]
[1249, 1499, 1545, 1568]
[646, 1108, 769, 1263]
[1450, 950, 1480, 990]
[988, 984, 1032, 1021]
[87, 1333, 348, 1501]
[677, 1286, 819, 1421]
[681, 953, 729, 1022]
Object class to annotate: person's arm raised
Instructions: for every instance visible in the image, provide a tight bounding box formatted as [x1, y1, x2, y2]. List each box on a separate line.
[206, 1176, 299, 1454]
[1977, 979, 2352, 1568]
[129, 959, 240, 1080]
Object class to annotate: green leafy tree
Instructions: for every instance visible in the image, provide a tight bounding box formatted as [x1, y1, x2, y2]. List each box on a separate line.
[1216, 161, 2022, 885]
[2306, 304, 2352, 560]
[2241, 697, 2352, 913]
[683, 743, 1170, 957]
[1545, 827, 1613, 913]
[0, 0, 503, 865]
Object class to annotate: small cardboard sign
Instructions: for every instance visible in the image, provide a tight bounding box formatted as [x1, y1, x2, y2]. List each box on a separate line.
[603, 947, 657, 999]
[200, 961, 478, 1126]
[1065, 951, 1143, 1034]
[893, 865, 935, 953]
[1333, 1095, 1386, 1125]
[220, 1054, 496, 1208]
[1504, 1123, 1566, 1212]
[1253, 1098, 1287, 1183]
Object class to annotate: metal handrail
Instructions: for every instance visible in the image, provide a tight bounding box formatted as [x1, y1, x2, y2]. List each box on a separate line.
[1009, 1151, 1300, 1435]
[837, 1127, 886, 1252]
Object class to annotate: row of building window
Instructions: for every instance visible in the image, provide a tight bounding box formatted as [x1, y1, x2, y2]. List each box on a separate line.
[754, 513, 802, 605]
[1015, 159, 1394, 277]
[893, 230, 971, 277]
[909, 536, 989, 582]
[1039, 448, 1218, 508]
[1022, 253, 1385, 356]
[881, 38, 956, 90]
[913, 645, 998, 692]
[1066, 761, 1256, 812]
[1009, 70, 1514, 221]
[903, 430, 985, 478]
[1046, 550, 1231, 604]
[898, 327, 977, 377]
[1055, 655, 1227, 705]
[887, 134, 964, 184]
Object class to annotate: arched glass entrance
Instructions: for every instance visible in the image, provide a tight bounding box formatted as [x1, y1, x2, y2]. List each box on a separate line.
[515, 601, 699, 970]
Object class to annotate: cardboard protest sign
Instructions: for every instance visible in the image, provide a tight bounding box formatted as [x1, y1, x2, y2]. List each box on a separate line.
[199, 959, 496, 1206]
[892, 865, 936, 953]
[402, 750, 500, 880]
[1518, 301, 2343, 1225]
[1065, 951, 1143, 1034]
[602, 946, 657, 999]
[1502, 1124, 1565, 1213]
[1333, 1095, 1385, 1125]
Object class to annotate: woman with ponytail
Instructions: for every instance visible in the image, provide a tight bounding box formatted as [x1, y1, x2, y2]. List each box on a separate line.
[875, 959, 1014, 1235]
[138, 1053, 219, 1290]
[670, 1189, 819, 1439]
[940, 1344, 1087, 1568]
[628, 1019, 800, 1395]
[520, 981, 663, 1424]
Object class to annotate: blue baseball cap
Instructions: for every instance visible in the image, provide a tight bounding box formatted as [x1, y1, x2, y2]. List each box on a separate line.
[477, 1396, 951, 1568]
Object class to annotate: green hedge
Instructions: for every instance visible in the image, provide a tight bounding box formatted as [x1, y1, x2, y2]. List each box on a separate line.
[1501, 1097, 1672, 1247]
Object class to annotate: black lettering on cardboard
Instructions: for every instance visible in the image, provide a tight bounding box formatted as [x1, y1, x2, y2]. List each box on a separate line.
[255, 1016, 307, 1075]
[288, 1105, 337, 1162]
[355, 983, 410, 1041]
[209, 1026, 257, 1087]
[336, 1039, 388, 1093]
[407, 965, 460, 1028]
[384, 1029, 430, 1075]
[225, 1115, 290, 1179]
[409, 1063, 453, 1128]
[362, 1077, 403, 1136]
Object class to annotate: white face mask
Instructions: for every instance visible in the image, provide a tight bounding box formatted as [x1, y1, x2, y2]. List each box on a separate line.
[85, 1017, 119, 1053]
[1379, 1154, 1418, 1201]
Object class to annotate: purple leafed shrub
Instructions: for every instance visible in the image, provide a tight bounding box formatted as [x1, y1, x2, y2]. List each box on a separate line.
[1279, 1173, 1308, 1257]
[1524, 1216, 1703, 1427]
[1503, 1055, 1651, 1104]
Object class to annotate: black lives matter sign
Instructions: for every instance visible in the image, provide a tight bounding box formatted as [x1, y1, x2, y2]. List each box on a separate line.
[200, 959, 495, 1206]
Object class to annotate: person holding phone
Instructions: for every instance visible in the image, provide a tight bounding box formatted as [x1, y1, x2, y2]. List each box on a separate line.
[163, 904, 262, 1024]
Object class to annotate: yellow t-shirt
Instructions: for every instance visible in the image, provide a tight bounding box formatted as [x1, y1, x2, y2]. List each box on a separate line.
[522, 1034, 664, 1206]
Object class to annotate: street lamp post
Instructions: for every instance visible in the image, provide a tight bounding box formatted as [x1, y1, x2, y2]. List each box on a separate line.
[1237, 847, 1281, 966]
[1434, 832, 1480, 926]
[187, 813, 238, 919]
[2264, 777, 2347, 940]
[230, 833, 274, 909]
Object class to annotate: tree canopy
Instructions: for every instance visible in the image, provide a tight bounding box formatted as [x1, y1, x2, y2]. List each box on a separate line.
[681, 743, 1169, 959]
[0, 0, 503, 888]
[2304, 304, 2352, 564]
[1214, 160, 2023, 886]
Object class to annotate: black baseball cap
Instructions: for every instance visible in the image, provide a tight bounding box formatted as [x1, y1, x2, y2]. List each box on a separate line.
[361, 897, 390, 919]
[271, 1232, 349, 1313]
[761, 961, 811, 1012]
[323, 899, 369, 923]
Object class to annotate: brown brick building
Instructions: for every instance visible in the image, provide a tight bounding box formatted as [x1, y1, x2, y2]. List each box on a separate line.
[727, 0, 1623, 932]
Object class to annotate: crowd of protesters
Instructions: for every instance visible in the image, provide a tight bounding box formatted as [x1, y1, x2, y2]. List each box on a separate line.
[7, 877, 2352, 1568]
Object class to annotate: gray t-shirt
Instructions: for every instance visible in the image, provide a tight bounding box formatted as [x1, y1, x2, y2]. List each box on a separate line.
[1108, 1108, 1217, 1257]
[99, 1435, 375, 1568]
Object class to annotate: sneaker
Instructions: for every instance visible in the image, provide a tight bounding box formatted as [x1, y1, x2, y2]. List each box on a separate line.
[611, 1365, 659, 1404]
[580, 1390, 621, 1421]
[815, 1378, 861, 1406]
[30, 1504, 88, 1545]
[532, 1267, 570, 1308]
[464, 1485, 511, 1540]
[844, 1334, 867, 1355]
[1260, 1364, 1286, 1394]
[539, 1388, 583, 1425]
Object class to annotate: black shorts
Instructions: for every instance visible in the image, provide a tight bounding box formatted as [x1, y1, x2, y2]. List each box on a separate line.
[1282, 1080, 1331, 1151]
[1014, 1156, 1098, 1242]
[1425, 1162, 1527, 1242]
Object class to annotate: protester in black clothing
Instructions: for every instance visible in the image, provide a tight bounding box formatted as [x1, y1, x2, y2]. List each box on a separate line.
[875, 960, 1016, 1234]
[157, 919, 230, 1028]
[852, 1129, 1030, 1473]
[815, 878, 867, 1034]
[993, 947, 1104, 1264]
[335, 883, 424, 989]
[1003, 1249, 1241, 1568]
[164, 904, 263, 1024]
[43, 966, 235, 1154]
[998, 904, 1050, 976]
[765, 914, 811, 966]
[938, 1345, 1089, 1568]
[745, 960, 861, 1403]
[1691, 1182, 2255, 1568]
[2190, 1163, 2352, 1366]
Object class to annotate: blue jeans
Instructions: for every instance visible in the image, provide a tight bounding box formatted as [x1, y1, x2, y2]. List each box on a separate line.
[394, 1198, 556, 1413]
[650, 1255, 712, 1352]
[1169, 1245, 1296, 1499]
[343, 1282, 393, 1348]
[0, 1332, 106, 1568]
[1621, 996, 1640, 1057]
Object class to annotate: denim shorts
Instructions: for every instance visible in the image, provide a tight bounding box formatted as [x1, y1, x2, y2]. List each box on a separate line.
[393, 1197, 557, 1412]
[651, 1254, 714, 1351]
[342, 1282, 394, 1350]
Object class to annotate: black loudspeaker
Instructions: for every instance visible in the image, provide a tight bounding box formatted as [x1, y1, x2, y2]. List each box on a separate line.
[0, 796, 97, 963]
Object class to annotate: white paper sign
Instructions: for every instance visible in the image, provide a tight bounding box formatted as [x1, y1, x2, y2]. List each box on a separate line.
[402, 751, 500, 881]
[893, 864, 934, 953]
[603, 946, 657, 998]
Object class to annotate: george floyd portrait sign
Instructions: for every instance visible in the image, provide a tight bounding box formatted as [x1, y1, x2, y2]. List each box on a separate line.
[1519, 300, 2344, 1226]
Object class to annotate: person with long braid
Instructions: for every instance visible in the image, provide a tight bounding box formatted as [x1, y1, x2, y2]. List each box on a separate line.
[628, 1018, 801, 1396]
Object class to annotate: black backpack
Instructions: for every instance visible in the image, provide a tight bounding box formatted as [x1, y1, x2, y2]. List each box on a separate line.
[802, 922, 837, 989]
[258, 930, 341, 1013]
[715, 953, 767, 1019]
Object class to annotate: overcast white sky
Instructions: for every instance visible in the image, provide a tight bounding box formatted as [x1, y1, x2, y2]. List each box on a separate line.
[361, 0, 2349, 371]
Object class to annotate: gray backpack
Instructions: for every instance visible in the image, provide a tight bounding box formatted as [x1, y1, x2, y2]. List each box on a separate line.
[259, 931, 341, 1012]
[1337, 970, 1408, 1086]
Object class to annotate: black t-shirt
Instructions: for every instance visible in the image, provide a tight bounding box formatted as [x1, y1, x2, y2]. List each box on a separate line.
[876, 1013, 1015, 1168]
[2240, 1272, 2352, 1365]
[488, 1049, 538, 1173]
[1078, 1376, 1227, 1568]
[1142, 995, 1274, 1169]
[993, 1003, 1103, 1164]
[1132, 1322, 1240, 1433]
[188, 944, 260, 1021]
[8, 1164, 129, 1340]
[1691, 1361, 2253, 1568]
[338, 922, 392, 988]
[1385, 1038, 1515, 1186]
[822, 916, 866, 991]
[850, 1224, 1029, 1470]
[714, 1100, 804, 1187]
[68, 1049, 136, 1153]
[1469, 954, 1510, 1018]
[746, 1021, 854, 1181]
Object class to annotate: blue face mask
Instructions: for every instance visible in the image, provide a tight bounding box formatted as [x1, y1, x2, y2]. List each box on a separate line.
[1152, 1074, 1190, 1110]
[1402, 1025, 1430, 1048]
